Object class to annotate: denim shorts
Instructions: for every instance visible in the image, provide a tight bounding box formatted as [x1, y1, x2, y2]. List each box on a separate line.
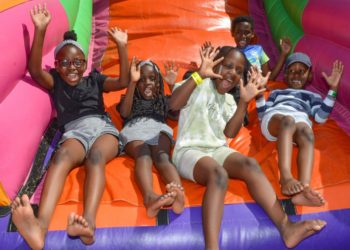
[59, 114, 120, 153]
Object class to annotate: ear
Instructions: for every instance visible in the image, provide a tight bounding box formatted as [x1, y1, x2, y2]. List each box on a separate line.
[307, 69, 313, 82]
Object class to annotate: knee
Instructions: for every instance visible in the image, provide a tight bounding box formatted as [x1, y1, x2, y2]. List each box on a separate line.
[51, 148, 71, 165]
[208, 167, 228, 190]
[154, 153, 171, 170]
[86, 149, 104, 168]
[298, 127, 314, 144]
[240, 157, 262, 175]
[280, 116, 295, 130]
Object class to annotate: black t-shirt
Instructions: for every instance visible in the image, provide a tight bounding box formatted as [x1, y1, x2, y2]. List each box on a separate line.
[50, 69, 107, 127]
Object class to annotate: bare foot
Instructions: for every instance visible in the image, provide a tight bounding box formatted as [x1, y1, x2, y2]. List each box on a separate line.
[291, 187, 325, 207]
[11, 194, 46, 250]
[67, 213, 95, 245]
[145, 192, 175, 218]
[282, 219, 326, 248]
[166, 182, 185, 214]
[280, 178, 304, 196]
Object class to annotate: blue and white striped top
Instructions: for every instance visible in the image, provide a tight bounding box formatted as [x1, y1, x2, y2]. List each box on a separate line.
[256, 89, 336, 124]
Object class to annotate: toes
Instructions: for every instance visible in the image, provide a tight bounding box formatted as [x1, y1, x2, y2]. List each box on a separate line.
[21, 194, 30, 206]
[68, 213, 75, 225]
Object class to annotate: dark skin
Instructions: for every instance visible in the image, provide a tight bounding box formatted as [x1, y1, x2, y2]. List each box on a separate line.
[11, 4, 128, 249]
[119, 58, 184, 217]
[170, 46, 326, 250]
[231, 21, 291, 80]
[266, 61, 343, 206]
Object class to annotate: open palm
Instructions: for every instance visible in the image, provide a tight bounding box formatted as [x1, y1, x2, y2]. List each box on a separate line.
[108, 27, 128, 46]
[163, 61, 178, 86]
[30, 4, 51, 30]
[322, 60, 344, 91]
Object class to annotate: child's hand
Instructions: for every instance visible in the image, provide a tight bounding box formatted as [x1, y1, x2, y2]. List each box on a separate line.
[198, 46, 224, 79]
[130, 56, 141, 84]
[322, 60, 344, 91]
[248, 66, 270, 99]
[163, 61, 179, 86]
[201, 41, 214, 53]
[108, 27, 128, 46]
[240, 71, 266, 102]
[280, 37, 292, 56]
[30, 4, 51, 30]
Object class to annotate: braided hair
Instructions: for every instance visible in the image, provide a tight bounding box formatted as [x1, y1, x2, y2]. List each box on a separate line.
[123, 61, 169, 126]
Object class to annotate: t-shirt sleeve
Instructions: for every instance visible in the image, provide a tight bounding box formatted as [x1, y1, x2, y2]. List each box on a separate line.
[90, 69, 108, 91]
[259, 47, 270, 65]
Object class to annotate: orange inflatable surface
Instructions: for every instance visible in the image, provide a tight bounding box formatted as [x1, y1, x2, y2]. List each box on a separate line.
[48, 0, 350, 230]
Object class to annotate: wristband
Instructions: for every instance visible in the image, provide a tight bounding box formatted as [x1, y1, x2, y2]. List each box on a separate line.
[328, 89, 337, 98]
[191, 72, 203, 85]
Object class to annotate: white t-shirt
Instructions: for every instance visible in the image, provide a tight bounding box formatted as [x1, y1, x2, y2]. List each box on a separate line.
[173, 78, 237, 159]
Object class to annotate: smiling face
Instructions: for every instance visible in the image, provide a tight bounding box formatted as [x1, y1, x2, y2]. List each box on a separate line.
[213, 50, 246, 94]
[285, 62, 312, 89]
[232, 21, 254, 49]
[137, 64, 158, 100]
[54, 45, 86, 86]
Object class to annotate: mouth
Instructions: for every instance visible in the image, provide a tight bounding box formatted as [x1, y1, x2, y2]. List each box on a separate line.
[290, 79, 303, 88]
[144, 87, 153, 96]
[66, 73, 79, 82]
[220, 78, 233, 91]
[238, 39, 247, 47]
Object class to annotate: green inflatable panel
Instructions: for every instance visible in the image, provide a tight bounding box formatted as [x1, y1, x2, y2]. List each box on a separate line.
[263, 0, 308, 51]
[59, 0, 93, 56]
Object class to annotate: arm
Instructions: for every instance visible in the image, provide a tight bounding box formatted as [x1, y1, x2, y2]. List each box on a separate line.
[162, 61, 179, 92]
[28, 4, 54, 90]
[224, 69, 266, 138]
[169, 46, 224, 111]
[118, 57, 140, 118]
[314, 60, 344, 123]
[263, 38, 292, 80]
[103, 27, 129, 91]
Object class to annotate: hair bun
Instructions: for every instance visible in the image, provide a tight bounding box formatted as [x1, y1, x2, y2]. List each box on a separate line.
[63, 30, 77, 41]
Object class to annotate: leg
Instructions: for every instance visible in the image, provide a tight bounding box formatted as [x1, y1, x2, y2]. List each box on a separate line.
[11, 139, 85, 250]
[151, 133, 184, 214]
[193, 157, 228, 250]
[126, 141, 174, 218]
[223, 153, 326, 248]
[291, 123, 325, 206]
[67, 134, 119, 244]
[269, 115, 303, 195]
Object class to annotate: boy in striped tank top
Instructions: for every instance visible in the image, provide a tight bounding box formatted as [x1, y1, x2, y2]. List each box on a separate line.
[256, 52, 344, 206]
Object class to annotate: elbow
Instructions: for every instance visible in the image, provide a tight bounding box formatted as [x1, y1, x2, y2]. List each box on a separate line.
[169, 99, 179, 111]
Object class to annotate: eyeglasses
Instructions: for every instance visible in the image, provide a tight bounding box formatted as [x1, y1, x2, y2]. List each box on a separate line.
[55, 58, 86, 68]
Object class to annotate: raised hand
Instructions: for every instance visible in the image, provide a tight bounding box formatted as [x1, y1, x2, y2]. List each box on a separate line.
[198, 46, 224, 79]
[163, 61, 179, 86]
[130, 56, 141, 84]
[30, 4, 51, 30]
[108, 27, 128, 46]
[322, 60, 344, 91]
[240, 70, 266, 102]
[201, 41, 214, 53]
[280, 37, 292, 56]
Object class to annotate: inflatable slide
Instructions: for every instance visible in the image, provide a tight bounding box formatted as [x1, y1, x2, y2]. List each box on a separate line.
[0, 0, 350, 249]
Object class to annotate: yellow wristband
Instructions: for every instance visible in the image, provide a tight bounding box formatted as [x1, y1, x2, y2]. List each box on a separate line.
[191, 72, 203, 86]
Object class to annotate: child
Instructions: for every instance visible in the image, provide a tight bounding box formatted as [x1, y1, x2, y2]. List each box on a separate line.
[231, 15, 291, 80]
[170, 46, 326, 249]
[11, 4, 129, 249]
[118, 58, 184, 217]
[256, 52, 343, 206]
